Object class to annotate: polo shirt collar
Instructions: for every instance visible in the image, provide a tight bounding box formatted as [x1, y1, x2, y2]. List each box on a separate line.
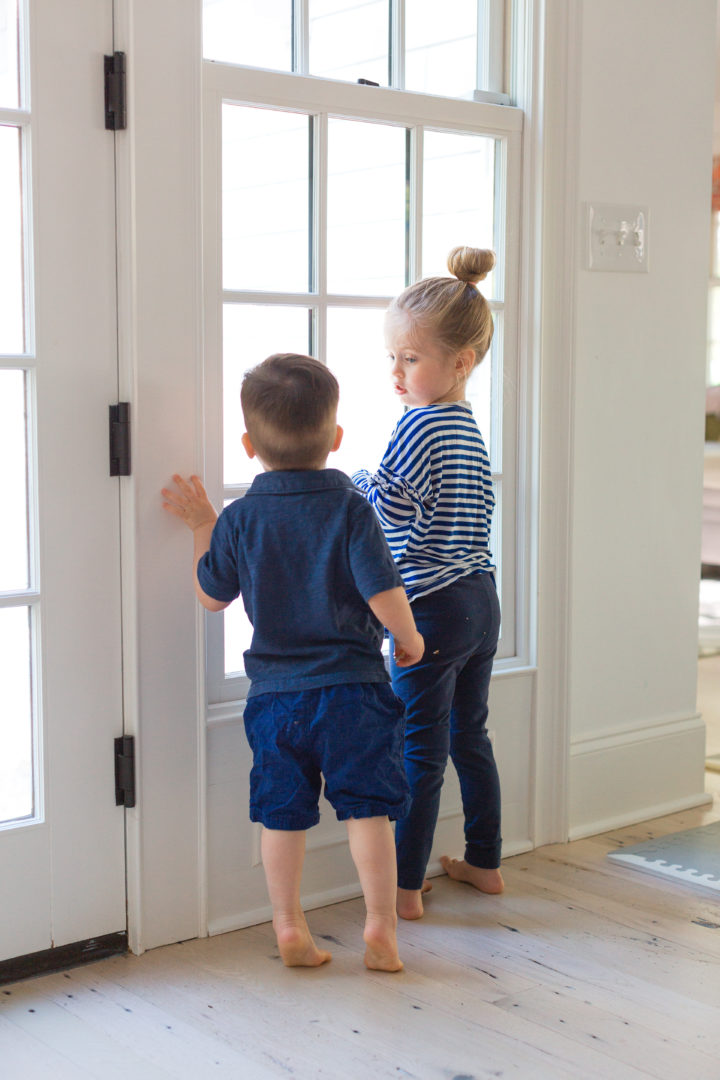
[247, 468, 354, 496]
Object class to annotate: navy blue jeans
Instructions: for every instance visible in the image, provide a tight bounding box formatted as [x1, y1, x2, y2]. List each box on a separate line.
[390, 572, 502, 890]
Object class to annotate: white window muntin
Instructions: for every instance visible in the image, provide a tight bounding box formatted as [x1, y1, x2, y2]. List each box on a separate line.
[203, 63, 522, 703]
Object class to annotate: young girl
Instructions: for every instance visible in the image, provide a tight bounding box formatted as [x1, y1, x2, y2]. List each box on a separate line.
[353, 245, 503, 920]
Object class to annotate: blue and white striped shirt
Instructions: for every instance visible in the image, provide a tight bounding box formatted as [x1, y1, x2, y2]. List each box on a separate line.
[352, 402, 495, 601]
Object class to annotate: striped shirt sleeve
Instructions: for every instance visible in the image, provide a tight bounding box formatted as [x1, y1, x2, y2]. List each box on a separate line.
[352, 403, 495, 600]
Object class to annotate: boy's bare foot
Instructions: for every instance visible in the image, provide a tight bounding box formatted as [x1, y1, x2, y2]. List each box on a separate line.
[396, 880, 433, 920]
[363, 914, 403, 972]
[274, 922, 332, 968]
[439, 856, 504, 894]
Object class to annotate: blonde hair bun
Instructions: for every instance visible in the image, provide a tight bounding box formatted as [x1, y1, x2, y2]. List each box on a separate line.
[447, 246, 495, 285]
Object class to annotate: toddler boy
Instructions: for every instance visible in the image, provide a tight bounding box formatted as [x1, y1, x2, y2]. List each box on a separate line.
[162, 353, 423, 972]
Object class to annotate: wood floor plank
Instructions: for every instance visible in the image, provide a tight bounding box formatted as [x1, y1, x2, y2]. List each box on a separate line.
[261, 903, 657, 1080]
[504, 846, 720, 934]
[0, 1012, 91, 1079]
[28, 970, 279, 1079]
[393, 876, 720, 1054]
[439, 876, 720, 1006]
[0, 980, 173, 1079]
[493, 984, 720, 1080]
[501, 862, 720, 959]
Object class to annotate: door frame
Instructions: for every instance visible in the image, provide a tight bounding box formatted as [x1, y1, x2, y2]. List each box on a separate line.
[113, 0, 206, 955]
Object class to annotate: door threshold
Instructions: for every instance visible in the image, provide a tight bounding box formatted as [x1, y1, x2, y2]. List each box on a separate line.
[0, 931, 127, 987]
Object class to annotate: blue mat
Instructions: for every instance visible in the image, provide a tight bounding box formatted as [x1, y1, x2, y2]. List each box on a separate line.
[607, 821, 720, 894]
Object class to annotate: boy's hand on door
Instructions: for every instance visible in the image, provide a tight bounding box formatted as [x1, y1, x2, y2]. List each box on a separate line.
[161, 474, 218, 532]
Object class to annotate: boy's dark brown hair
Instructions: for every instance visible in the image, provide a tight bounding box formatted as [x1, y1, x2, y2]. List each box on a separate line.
[241, 353, 340, 470]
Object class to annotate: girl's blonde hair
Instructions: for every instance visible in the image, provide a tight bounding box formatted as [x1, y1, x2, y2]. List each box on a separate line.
[387, 246, 495, 366]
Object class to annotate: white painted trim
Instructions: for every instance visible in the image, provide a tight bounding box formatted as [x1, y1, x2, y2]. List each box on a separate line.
[112, 0, 141, 956]
[208, 881, 363, 937]
[570, 712, 705, 757]
[569, 714, 709, 843]
[0, 107, 31, 125]
[115, 0, 205, 954]
[568, 793, 713, 843]
[390, 0, 404, 90]
[496, 838, 534, 859]
[209, 836, 535, 937]
[483, 0, 507, 96]
[0, 591, 40, 608]
[523, 0, 580, 847]
[202, 62, 523, 134]
[205, 663, 540, 729]
[294, 0, 309, 74]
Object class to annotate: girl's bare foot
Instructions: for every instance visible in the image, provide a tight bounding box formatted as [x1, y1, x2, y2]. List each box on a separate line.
[396, 879, 433, 920]
[439, 856, 504, 894]
[363, 914, 403, 972]
[274, 920, 332, 968]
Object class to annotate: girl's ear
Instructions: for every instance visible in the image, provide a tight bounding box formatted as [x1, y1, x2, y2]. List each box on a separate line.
[330, 424, 344, 453]
[455, 347, 476, 380]
[241, 432, 256, 459]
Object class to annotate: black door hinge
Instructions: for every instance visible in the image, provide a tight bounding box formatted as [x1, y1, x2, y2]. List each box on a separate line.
[104, 51, 127, 131]
[114, 735, 136, 808]
[109, 403, 131, 476]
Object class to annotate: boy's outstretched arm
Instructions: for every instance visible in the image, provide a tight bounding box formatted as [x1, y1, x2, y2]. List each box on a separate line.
[367, 586, 424, 667]
[161, 473, 229, 612]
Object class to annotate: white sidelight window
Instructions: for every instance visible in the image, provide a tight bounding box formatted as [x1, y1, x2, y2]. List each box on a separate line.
[1, 0, 38, 829]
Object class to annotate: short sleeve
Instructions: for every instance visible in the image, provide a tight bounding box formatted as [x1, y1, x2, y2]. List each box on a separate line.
[346, 497, 404, 601]
[196, 506, 241, 603]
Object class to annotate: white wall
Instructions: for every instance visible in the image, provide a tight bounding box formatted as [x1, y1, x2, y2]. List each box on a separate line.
[555, 1, 716, 835]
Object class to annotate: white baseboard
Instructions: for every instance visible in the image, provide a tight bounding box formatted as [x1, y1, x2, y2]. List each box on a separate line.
[209, 838, 536, 937]
[568, 791, 713, 842]
[568, 712, 708, 841]
[208, 881, 365, 937]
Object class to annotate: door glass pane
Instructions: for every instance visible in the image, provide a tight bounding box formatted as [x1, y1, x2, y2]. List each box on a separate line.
[0, 606, 33, 825]
[0, 369, 29, 591]
[405, 0, 477, 99]
[0, 0, 20, 108]
[223, 105, 310, 293]
[223, 303, 311, 486]
[422, 129, 497, 299]
[0, 124, 25, 353]
[327, 118, 406, 296]
[203, 0, 292, 70]
[327, 306, 401, 475]
[309, 0, 389, 85]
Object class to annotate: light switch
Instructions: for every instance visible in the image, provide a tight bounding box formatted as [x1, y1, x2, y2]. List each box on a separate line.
[587, 203, 648, 272]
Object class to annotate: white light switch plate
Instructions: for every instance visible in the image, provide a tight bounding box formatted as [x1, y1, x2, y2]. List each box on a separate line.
[587, 203, 648, 272]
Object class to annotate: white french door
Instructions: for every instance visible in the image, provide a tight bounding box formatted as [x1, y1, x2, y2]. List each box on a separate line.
[0, 0, 126, 962]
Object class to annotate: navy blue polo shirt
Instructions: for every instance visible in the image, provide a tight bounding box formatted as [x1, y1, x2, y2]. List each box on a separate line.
[197, 468, 404, 698]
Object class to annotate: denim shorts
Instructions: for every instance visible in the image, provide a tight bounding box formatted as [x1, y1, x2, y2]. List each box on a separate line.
[243, 682, 410, 830]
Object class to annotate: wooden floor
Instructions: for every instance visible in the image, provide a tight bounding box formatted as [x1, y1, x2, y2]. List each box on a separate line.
[3, 776, 720, 1079]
